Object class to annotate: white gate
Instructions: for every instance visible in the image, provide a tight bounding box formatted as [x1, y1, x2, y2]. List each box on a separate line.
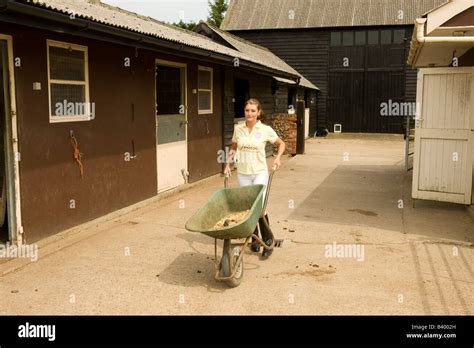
[412, 68, 473, 205]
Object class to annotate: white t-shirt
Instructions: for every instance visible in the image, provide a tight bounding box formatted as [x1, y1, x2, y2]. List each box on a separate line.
[231, 120, 279, 175]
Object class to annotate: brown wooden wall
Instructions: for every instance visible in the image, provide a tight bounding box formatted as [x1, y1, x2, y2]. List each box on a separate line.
[460, 48, 474, 66]
[187, 63, 223, 183]
[231, 26, 416, 133]
[230, 28, 328, 133]
[222, 68, 292, 150]
[0, 22, 222, 242]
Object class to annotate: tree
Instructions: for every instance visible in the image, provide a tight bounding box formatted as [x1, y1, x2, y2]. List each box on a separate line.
[207, 0, 228, 28]
[172, 19, 197, 31]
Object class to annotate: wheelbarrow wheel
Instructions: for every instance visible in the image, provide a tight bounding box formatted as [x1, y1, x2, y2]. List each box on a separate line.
[220, 239, 243, 288]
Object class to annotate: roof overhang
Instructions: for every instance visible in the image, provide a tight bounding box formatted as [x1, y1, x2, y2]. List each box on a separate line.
[408, 1, 474, 67]
[273, 76, 319, 91]
[0, 0, 301, 80]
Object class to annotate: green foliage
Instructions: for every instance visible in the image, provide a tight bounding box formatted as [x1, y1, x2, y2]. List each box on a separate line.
[171, 0, 228, 31]
[172, 19, 197, 31]
[207, 0, 228, 28]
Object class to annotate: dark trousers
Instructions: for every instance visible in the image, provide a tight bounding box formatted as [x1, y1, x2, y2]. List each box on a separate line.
[254, 213, 274, 243]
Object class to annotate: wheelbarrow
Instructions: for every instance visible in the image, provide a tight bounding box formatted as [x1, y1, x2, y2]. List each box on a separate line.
[185, 169, 276, 287]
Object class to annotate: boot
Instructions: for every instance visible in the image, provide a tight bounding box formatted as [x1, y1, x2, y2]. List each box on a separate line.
[250, 226, 260, 252]
[259, 214, 274, 258]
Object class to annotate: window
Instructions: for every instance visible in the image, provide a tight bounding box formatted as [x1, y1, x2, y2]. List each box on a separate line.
[381, 30, 392, 44]
[47, 40, 90, 122]
[198, 66, 213, 114]
[330, 32, 341, 46]
[342, 32, 354, 46]
[393, 29, 405, 44]
[156, 65, 183, 115]
[355, 31, 366, 45]
[368, 30, 379, 45]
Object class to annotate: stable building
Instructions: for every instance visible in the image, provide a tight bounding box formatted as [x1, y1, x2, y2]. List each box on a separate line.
[0, 0, 316, 244]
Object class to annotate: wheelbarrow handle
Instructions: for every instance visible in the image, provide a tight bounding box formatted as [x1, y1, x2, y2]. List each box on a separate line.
[224, 171, 231, 188]
[261, 167, 277, 217]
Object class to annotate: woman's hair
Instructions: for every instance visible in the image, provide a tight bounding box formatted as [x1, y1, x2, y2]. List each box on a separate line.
[244, 98, 265, 120]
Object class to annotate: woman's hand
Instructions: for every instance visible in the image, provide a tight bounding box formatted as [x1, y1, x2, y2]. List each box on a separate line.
[223, 163, 232, 175]
[272, 157, 281, 170]
[272, 138, 285, 171]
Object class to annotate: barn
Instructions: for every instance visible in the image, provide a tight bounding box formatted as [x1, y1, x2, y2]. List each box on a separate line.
[221, 0, 448, 134]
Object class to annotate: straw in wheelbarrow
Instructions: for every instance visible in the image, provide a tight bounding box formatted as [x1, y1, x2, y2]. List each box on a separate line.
[214, 209, 250, 228]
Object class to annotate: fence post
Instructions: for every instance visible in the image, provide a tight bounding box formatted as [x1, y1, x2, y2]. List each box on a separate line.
[296, 100, 305, 154]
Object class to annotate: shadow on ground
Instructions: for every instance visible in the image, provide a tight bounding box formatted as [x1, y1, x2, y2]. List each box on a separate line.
[159, 234, 262, 291]
[290, 164, 474, 243]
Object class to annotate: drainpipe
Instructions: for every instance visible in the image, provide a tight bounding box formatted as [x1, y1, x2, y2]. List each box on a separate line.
[410, 18, 474, 65]
[415, 18, 474, 43]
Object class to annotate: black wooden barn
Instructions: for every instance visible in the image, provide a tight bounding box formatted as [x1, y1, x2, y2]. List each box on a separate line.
[221, 0, 448, 134]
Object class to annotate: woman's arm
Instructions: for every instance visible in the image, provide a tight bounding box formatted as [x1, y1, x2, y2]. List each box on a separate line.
[272, 138, 286, 170]
[223, 142, 237, 174]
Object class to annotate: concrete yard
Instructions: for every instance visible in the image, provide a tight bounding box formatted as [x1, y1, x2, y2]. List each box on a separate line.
[0, 134, 472, 315]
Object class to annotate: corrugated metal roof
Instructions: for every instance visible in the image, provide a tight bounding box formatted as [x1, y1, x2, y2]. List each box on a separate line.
[273, 75, 319, 90]
[221, 0, 449, 30]
[273, 76, 296, 84]
[199, 22, 319, 89]
[16, 0, 299, 77]
[297, 75, 318, 90]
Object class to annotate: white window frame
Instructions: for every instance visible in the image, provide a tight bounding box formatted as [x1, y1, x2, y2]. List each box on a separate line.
[47, 40, 91, 123]
[198, 65, 213, 114]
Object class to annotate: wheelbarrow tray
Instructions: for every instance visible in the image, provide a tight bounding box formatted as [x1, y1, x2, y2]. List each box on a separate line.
[185, 184, 265, 240]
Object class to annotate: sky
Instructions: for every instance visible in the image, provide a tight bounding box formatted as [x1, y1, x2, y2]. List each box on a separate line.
[101, 0, 210, 24]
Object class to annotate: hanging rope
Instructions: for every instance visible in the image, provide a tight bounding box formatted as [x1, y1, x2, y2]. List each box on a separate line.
[70, 133, 84, 178]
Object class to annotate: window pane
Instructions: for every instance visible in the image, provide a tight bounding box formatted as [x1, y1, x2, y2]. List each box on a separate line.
[50, 84, 86, 116]
[49, 46, 85, 81]
[330, 32, 341, 46]
[198, 69, 211, 89]
[156, 65, 182, 115]
[198, 91, 211, 111]
[157, 114, 186, 145]
[393, 29, 405, 44]
[342, 32, 353, 46]
[355, 31, 366, 45]
[381, 30, 392, 44]
[368, 30, 379, 45]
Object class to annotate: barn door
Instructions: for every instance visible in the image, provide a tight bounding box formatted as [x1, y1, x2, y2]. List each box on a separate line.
[412, 68, 473, 204]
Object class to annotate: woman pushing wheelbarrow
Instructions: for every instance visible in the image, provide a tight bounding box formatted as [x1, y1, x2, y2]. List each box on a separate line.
[224, 98, 286, 258]
[185, 99, 285, 287]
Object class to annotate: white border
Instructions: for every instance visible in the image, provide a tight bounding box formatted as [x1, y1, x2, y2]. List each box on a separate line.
[47, 40, 91, 123]
[0, 34, 23, 244]
[197, 65, 213, 114]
